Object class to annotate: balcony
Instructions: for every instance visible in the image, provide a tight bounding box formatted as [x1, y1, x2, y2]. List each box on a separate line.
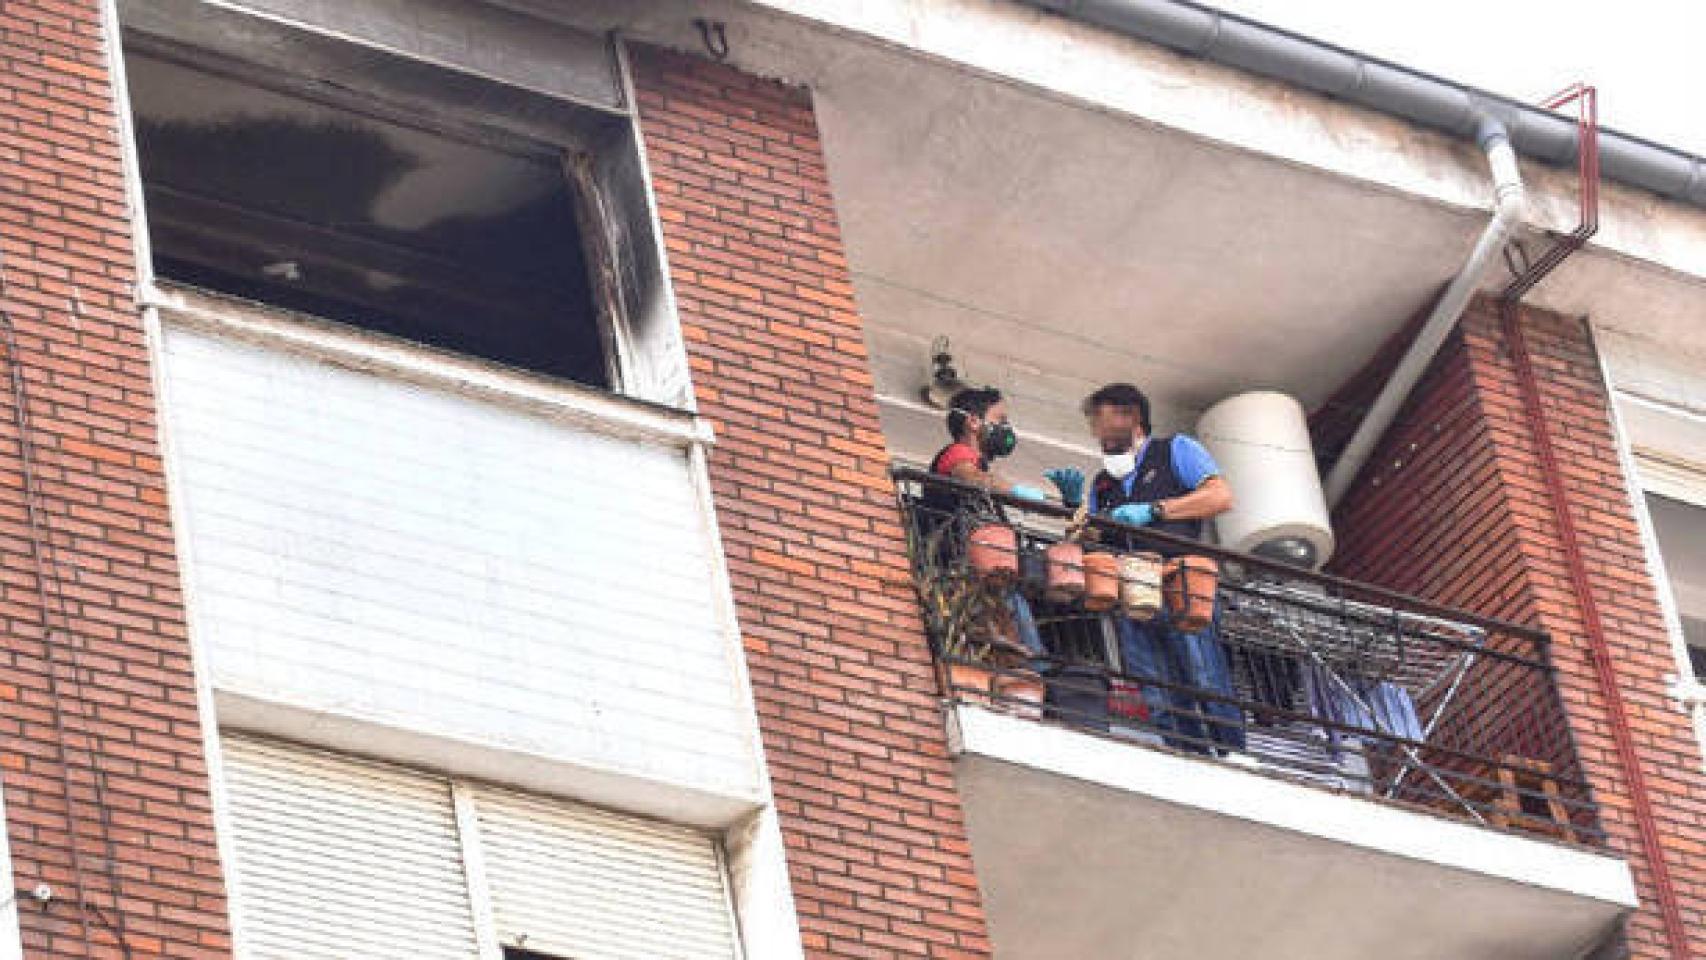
[895, 468, 1635, 960]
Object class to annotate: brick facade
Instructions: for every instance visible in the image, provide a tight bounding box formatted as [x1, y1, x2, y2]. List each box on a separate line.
[631, 47, 994, 959]
[0, 1, 233, 957]
[1328, 298, 1706, 958]
[6, 3, 1696, 958]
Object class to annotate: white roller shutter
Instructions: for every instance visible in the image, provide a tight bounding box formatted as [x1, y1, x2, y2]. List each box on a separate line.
[220, 736, 743, 960]
[471, 784, 740, 960]
[220, 736, 482, 960]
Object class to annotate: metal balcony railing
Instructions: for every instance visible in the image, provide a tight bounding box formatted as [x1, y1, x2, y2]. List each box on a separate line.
[895, 467, 1604, 846]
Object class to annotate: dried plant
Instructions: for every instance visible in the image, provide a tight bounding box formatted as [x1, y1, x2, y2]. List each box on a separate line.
[905, 515, 1027, 666]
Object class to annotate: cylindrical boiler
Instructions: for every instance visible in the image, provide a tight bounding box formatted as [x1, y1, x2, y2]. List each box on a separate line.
[1196, 391, 1334, 569]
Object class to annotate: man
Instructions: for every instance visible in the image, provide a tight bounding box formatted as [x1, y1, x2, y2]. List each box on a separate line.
[925, 387, 1050, 662]
[1046, 383, 1245, 755]
[928, 386, 1047, 502]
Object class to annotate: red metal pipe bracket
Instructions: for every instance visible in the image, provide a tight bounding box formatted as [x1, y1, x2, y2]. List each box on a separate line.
[1500, 84, 1692, 960]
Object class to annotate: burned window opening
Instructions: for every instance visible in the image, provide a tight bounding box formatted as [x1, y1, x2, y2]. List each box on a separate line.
[127, 51, 616, 388]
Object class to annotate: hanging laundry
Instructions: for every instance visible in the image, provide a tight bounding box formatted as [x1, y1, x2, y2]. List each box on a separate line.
[1302, 663, 1423, 756]
[1363, 679, 1423, 742]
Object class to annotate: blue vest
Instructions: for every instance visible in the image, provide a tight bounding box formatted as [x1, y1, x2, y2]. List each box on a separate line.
[1091, 435, 1204, 552]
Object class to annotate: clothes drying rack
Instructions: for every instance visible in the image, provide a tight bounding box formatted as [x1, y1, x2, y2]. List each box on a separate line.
[1220, 576, 1492, 820]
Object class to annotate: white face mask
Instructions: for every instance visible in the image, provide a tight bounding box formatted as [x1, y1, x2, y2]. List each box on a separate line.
[1103, 451, 1138, 478]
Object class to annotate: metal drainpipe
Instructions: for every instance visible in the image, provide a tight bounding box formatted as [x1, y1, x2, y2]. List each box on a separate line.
[1322, 117, 1526, 506]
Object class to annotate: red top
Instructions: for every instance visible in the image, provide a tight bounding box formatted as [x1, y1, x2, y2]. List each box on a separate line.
[931, 441, 981, 477]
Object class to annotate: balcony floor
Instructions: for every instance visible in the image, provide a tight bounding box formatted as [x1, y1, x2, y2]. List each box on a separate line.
[949, 706, 1633, 960]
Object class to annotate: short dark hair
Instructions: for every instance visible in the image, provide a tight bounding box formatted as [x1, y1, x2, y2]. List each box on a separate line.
[946, 386, 1003, 439]
[1082, 383, 1151, 433]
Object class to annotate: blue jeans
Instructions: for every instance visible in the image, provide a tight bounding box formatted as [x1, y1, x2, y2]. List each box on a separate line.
[1115, 603, 1245, 753]
[1008, 591, 1048, 669]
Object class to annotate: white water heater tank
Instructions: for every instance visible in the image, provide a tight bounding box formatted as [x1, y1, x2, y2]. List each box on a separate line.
[1196, 390, 1334, 569]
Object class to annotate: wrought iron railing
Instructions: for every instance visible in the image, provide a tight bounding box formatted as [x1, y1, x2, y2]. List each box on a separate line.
[894, 466, 1603, 846]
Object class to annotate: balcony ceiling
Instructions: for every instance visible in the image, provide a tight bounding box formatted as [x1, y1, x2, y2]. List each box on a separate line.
[534, 0, 1703, 452]
[819, 57, 1487, 442]
[800, 47, 1701, 451]
[508, 0, 1706, 456]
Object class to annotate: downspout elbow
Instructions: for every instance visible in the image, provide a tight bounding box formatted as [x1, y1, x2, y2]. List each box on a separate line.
[1479, 118, 1527, 229]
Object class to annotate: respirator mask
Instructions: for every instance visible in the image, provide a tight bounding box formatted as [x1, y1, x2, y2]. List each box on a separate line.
[1102, 450, 1137, 478]
[980, 422, 1018, 460]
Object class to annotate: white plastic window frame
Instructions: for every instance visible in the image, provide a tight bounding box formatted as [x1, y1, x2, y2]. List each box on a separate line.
[0, 784, 24, 960]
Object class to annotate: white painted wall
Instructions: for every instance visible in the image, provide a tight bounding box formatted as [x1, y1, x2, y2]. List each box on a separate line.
[1598, 326, 1706, 421]
[156, 311, 764, 814]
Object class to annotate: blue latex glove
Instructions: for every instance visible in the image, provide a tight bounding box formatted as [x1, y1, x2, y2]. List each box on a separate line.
[1111, 502, 1156, 527]
[1010, 484, 1048, 503]
[1044, 467, 1085, 507]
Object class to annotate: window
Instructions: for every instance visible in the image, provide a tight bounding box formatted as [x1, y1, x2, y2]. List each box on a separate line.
[121, 0, 694, 407]
[126, 51, 617, 386]
[1647, 493, 1706, 681]
[220, 735, 741, 960]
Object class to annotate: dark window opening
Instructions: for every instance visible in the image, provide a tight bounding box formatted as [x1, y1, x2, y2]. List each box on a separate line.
[126, 52, 613, 388]
[504, 948, 567, 960]
[1687, 634, 1706, 682]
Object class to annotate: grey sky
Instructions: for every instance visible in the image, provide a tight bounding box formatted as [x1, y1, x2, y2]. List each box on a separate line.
[1213, 0, 1706, 156]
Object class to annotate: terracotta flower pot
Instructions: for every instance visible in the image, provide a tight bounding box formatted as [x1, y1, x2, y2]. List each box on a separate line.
[1164, 555, 1220, 632]
[1118, 551, 1164, 621]
[1044, 541, 1086, 602]
[994, 670, 1047, 720]
[966, 522, 1018, 585]
[1081, 551, 1121, 613]
[945, 660, 995, 706]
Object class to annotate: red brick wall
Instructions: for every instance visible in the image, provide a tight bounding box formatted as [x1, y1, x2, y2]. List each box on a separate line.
[0, 2, 232, 956]
[631, 47, 994, 959]
[1329, 297, 1706, 958]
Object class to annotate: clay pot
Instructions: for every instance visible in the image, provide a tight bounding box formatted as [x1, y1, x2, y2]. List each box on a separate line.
[1081, 552, 1121, 613]
[994, 670, 1047, 720]
[1164, 555, 1220, 632]
[966, 522, 1019, 585]
[946, 660, 996, 706]
[1044, 541, 1086, 602]
[1118, 551, 1164, 621]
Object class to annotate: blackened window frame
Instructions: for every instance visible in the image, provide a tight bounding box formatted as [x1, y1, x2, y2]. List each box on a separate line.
[117, 5, 657, 400]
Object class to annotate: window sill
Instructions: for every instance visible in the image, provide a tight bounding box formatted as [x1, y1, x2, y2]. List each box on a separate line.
[143, 282, 713, 449]
[1667, 674, 1706, 711]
